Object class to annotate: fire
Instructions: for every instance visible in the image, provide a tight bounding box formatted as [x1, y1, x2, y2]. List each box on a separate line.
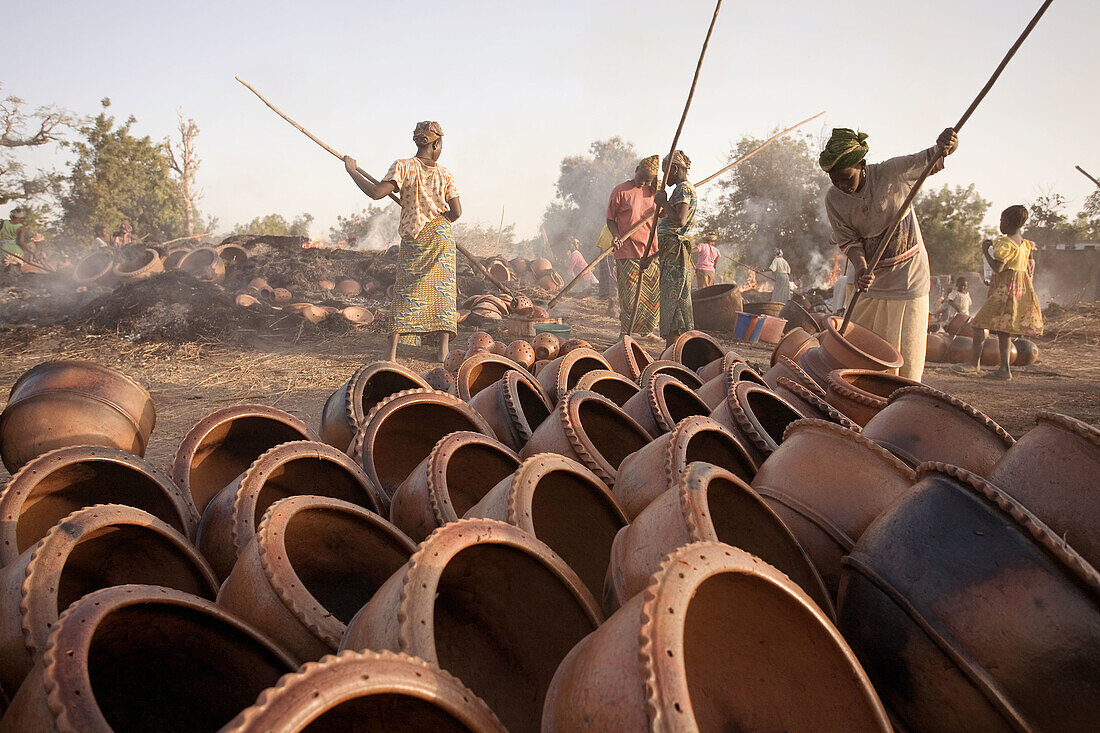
[740, 271, 757, 293]
[822, 252, 844, 288]
[302, 237, 343, 250]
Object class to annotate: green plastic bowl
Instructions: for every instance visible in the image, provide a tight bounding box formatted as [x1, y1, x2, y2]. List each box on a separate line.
[534, 322, 572, 338]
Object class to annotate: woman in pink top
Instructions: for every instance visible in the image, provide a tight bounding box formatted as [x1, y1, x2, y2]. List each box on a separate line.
[694, 234, 720, 289]
[566, 236, 597, 290]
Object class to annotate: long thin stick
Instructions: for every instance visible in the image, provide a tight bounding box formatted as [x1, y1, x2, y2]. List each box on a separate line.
[3, 247, 53, 273]
[628, 0, 723, 336]
[729, 257, 776, 281]
[236, 77, 516, 297]
[840, 0, 1054, 334]
[548, 110, 822, 309]
[1076, 165, 1100, 189]
[160, 231, 214, 247]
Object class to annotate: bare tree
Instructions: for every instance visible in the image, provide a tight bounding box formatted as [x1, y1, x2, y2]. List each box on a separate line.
[166, 110, 201, 236]
[0, 87, 77, 205]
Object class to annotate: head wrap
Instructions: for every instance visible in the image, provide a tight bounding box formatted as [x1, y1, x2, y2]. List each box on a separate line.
[413, 121, 444, 146]
[819, 128, 869, 172]
[774, 248, 783, 257]
[638, 155, 660, 177]
[9, 207, 24, 220]
[663, 150, 691, 170]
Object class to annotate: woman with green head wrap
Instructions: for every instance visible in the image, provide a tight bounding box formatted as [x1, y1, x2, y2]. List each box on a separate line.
[821, 126, 958, 381]
[656, 150, 697, 345]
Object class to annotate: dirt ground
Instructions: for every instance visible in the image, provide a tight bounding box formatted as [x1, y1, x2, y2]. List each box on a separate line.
[1, 292, 1097, 485]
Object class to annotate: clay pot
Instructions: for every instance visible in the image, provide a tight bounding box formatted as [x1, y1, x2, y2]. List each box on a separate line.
[825, 368, 922, 427]
[219, 650, 506, 733]
[172, 404, 318, 515]
[466, 331, 494, 352]
[504, 340, 535, 370]
[838, 463, 1100, 732]
[601, 335, 654, 380]
[614, 415, 757, 520]
[511, 293, 533, 311]
[340, 519, 602, 733]
[248, 276, 272, 293]
[558, 338, 592, 355]
[467, 370, 553, 451]
[178, 246, 226, 284]
[335, 278, 361, 296]
[390, 431, 521, 542]
[944, 335, 1018, 366]
[690, 283, 745, 331]
[339, 306, 373, 325]
[534, 348, 613, 404]
[217, 496, 416, 664]
[236, 293, 262, 308]
[488, 262, 514, 283]
[443, 349, 466, 372]
[464, 345, 489, 360]
[0, 504, 218, 695]
[659, 329, 725, 372]
[298, 304, 328, 324]
[697, 359, 768, 411]
[0, 585, 295, 733]
[531, 332, 560, 361]
[751, 419, 915, 598]
[1013, 337, 1039, 365]
[986, 412, 1100, 571]
[606, 462, 834, 616]
[860, 385, 1015, 473]
[215, 243, 248, 265]
[926, 330, 951, 363]
[573, 369, 640, 406]
[709, 380, 805, 466]
[743, 300, 785, 318]
[320, 361, 430, 452]
[0, 446, 199, 564]
[421, 366, 456, 394]
[519, 390, 651, 489]
[318, 278, 335, 292]
[622, 372, 711, 437]
[771, 326, 820, 367]
[455, 352, 533, 402]
[487, 340, 507, 356]
[637, 359, 704, 390]
[72, 250, 116, 287]
[466, 453, 628, 601]
[797, 344, 846, 387]
[774, 376, 862, 431]
[696, 349, 746, 382]
[762, 354, 822, 394]
[197, 441, 387, 580]
[112, 248, 163, 281]
[531, 257, 554, 274]
[510, 258, 530, 275]
[544, 542, 891, 732]
[820, 315, 904, 372]
[0, 359, 156, 474]
[164, 248, 189, 271]
[944, 312, 973, 335]
[351, 389, 495, 501]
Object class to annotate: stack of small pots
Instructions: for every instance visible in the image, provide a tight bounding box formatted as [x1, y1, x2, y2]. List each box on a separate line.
[0, 318, 1095, 731]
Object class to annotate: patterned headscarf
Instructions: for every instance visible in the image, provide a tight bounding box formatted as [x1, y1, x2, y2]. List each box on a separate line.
[638, 155, 660, 177]
[663, 150, 691, 170]
[819, 128, 869, 172]
[413, 121, 444, 146]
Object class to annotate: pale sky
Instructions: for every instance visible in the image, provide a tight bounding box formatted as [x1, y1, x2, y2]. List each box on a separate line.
[3, 0, 1097, 240]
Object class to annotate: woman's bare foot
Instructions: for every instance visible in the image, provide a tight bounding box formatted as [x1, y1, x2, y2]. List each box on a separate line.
[950, 363, 983, 376]
[986, 369, 1012, 381]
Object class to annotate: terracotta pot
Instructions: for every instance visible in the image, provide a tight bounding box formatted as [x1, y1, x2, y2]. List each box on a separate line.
[606, 462, 834, 617]
[455, 352, 533, 402]
[466, 331, 494, 352]
[614, 415, 757, 520]
[535, 347, 613, 404]
[861, 385, 1015, 473]
[0, 503, 218, 695]
[778, 299, 820, 333]
[235, 293, 261, 308]
[0, 585, 295, 733]
[1013, 337, 1039, 365]
[339, 306, 373, 325]
[838, 463, 1100, 732]
[443, 349, 466, 372]
[318, 278, 335, 291]
[197, 441, 387, 580]
[340, 518, 601, 733]
[637, 359, 703, 390]
[944, 312, 973, 336]
[659, 330, 725, 372]
[215, 243, 248, 265]
[164, 248, 189, 271]
[762, 354, 822, 393]
[751, 419, 914, 598]
[510, 257, 530, 275]
[820, 315, 904, 372]
[532, 359, 549, 374]
[390, 431, 521, 542]
[690, 283, 744, 331]
[558, 338, 591, 355]
[351, 389, 495, 501]
[697, 360, 767, 411]
[601, 335, 654, 380]
[531, 257, 554, 274]
[622, 372, 711, 437]
[217, 496, 415, 664]
[178, 246, 226, 284]
[488, 262, 513, 283]
[421, 366, 456, 394]
[0, 359, 156, 473]
[543, 542, 891, 732]
[696, 350, 746, 382]
[172, 404, 318, 515]
[944, 335, 1018, 366]
[298, 304, 328, 324]
[0, 446, 198, 564]
[488, 340, 507, 356]
[467, 370, 553, 452]
[531, 332, 560, 361]
[743, 300, 785, 318]
[774, 377, 861, 431]
[335, 278, 361, 296]
[220, 650, 506, 733]
[825, 368, 922, 427]
[72, 250, 116, 286]
[320, 361, 429, 452]
[772, 326, 820, 367]
[518, 390, 651, 489]
[572, 369, 640, 406]
[112, 248, 163, 281]
[926, 330, 952, 362]
[504, 340, 535, 370]
[986, 412, 1100, 571]
[797, 344, 845, 387]
[510, 294, 534, 312]
[709, 381, 805, 466]
[466, 453, 628, 602]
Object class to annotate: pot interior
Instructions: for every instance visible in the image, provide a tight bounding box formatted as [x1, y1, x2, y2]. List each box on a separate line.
[371, 405, 484, 495]
[848, 372, 913, 399]
[744, 391, 802, 447]
[659, 381, 710, 425]
[361, 370, 423, 416]
[576, 399, 650, 470]
[253, 456, 378, 527]
[683, 430, 756, 482]
[463, 361, 511, 398]
[301, 694, 474, 732]
[514, 378, 552, 431]
[562, 357, 608, 392]
[444, 442, 520, 517]
[679, 339, 724, 371]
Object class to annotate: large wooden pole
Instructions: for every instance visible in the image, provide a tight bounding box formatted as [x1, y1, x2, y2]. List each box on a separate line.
[1076, 165, 1100, 189]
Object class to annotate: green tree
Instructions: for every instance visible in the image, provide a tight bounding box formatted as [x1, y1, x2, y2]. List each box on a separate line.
[0, 85, 77, 210]
[1072, 189, 1100, 241]
[914, 183, 991, 274]
[232, 212, 313, 237]
[1024, 191, 1075, 245]
[61, 99, 186, 243]
[453, 221, 516, 257]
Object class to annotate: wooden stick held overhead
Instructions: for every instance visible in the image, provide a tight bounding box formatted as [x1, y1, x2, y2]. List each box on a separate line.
[235, 77, 517, 297]
[694, 110, 825, 186]
[839, 0, 1055, 334]
[1076, 165, 1100, 189]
